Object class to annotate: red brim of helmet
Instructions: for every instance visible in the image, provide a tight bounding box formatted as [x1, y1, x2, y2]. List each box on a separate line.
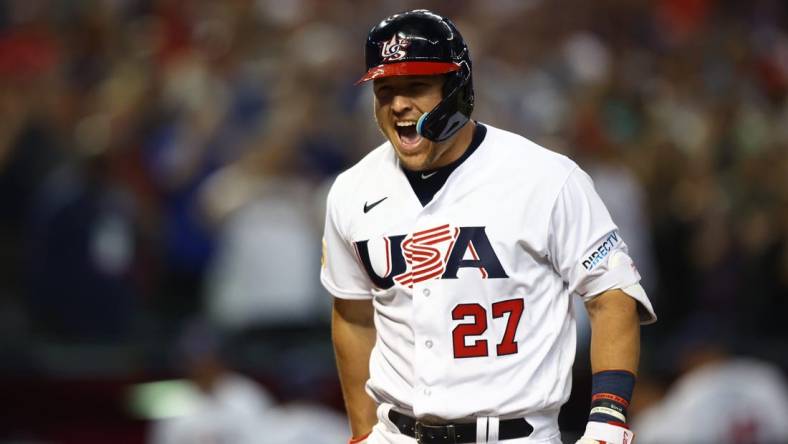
[355, 61, 461, 85]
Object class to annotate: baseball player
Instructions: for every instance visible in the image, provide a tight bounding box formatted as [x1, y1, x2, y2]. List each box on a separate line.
[321, 10, 656, 444]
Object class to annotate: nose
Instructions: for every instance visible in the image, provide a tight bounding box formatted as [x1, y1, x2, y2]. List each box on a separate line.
[390, 94, 413, 115]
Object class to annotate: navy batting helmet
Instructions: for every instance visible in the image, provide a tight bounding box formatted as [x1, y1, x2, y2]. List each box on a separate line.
[356, 9, 474, 142]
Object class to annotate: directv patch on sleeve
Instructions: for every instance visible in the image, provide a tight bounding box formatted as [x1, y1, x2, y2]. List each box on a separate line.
[582, 232, 621, 271]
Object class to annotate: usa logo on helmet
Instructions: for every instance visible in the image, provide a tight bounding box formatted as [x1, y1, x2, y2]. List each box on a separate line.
[380, 35, 410, 61]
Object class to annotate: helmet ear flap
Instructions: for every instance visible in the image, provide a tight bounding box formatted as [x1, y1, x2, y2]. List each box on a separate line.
[453, 60, 474, 115]
[417, 60, 474, 142]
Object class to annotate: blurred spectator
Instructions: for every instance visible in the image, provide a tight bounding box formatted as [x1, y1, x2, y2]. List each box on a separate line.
[200, 126, 326, 331]
[28, 149, 141, 342]
[140, 25, 269, 320]
[148, 319, 347, 444]
[148, 320, 275, 444]
[632, 316, 788, 443]
[0, 3, 65, 355]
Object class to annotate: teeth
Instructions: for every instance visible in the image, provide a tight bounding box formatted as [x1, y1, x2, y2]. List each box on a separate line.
[396, 121, 417, 127]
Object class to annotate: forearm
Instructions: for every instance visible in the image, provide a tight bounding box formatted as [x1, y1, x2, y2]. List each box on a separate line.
[332, 298, 378, 437]
[579, 288, 642, 439]
[586, 289, 640, 374]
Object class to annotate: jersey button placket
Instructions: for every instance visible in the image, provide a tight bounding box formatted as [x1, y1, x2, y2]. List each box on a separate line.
[412, 281, 442, 412]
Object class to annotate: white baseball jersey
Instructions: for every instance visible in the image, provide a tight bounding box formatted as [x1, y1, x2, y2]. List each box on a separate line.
[321, 123, 655, 437]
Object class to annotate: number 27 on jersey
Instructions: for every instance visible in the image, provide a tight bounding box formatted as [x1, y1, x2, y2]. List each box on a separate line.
[452, 298, 524, 359]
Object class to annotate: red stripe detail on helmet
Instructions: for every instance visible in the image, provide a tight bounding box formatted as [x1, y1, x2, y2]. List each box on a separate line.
[355, 61, 461, 84]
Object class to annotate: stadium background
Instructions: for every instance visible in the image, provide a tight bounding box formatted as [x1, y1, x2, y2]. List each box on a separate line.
[0, 0, 786, 442]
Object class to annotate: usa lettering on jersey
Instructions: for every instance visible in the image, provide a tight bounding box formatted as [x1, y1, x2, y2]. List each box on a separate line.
[353, 224, 508, 289]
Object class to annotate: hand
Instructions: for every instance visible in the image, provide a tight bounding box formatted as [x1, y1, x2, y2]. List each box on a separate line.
[575, 422, 634, 444]
[349, 431, 372, 444]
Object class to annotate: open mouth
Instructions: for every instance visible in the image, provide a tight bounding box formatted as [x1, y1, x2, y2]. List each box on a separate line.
[395, 121, 423, 148]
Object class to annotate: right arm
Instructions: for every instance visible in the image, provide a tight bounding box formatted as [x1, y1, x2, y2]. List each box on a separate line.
[332, 297, 378, 438]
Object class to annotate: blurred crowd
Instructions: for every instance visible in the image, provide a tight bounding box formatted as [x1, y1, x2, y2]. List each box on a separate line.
[0, 0, 787, 442]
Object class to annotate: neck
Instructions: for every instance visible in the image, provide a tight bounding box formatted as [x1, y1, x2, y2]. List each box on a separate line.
[429, 120, 476, 169]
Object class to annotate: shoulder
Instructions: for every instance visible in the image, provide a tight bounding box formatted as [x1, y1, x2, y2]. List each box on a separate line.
[483, 124, 578, 175]
[479, 124, 580, 193]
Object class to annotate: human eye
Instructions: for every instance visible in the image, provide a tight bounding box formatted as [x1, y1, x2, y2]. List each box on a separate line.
[374, 86, 394, 101]
[374, 84, 390, 95]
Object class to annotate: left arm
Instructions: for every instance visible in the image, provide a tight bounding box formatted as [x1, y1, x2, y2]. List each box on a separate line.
[585, 289, 640, 375]
[577, 289, 641, 444]
[546, 168, 655, 443]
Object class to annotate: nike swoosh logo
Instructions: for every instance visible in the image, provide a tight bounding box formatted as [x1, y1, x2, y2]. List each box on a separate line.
[421, 171, 437, 179]
[363, 197, 388, 213]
